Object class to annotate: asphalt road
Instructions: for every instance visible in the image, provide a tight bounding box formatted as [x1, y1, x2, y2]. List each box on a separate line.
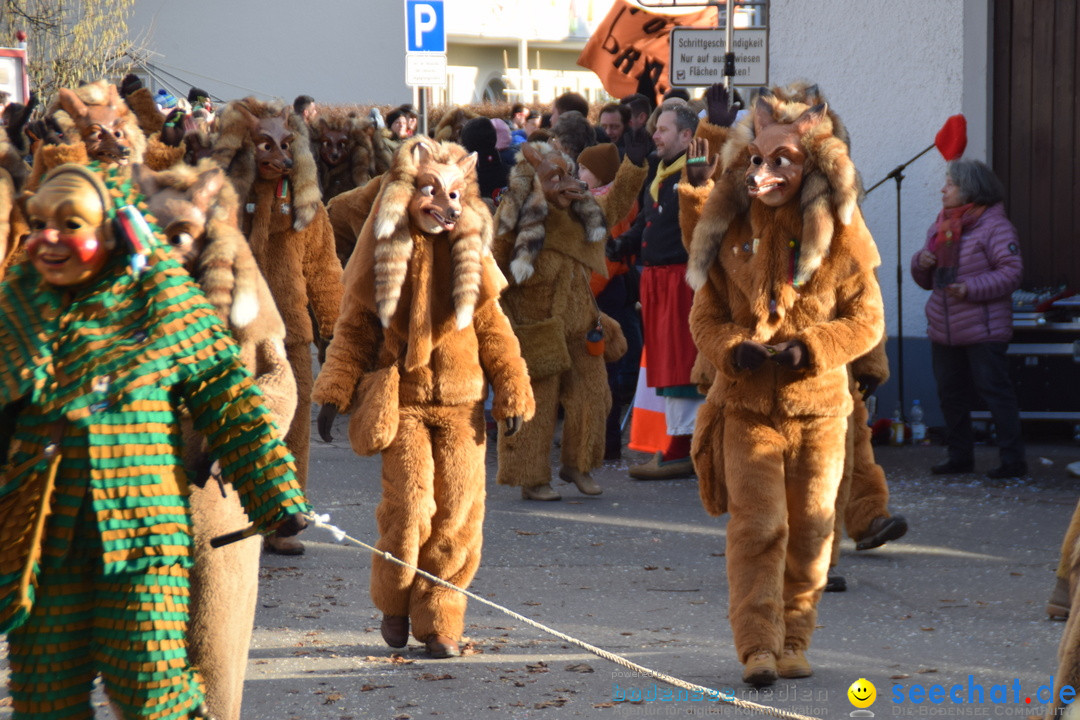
[2, 410, 1078, 720]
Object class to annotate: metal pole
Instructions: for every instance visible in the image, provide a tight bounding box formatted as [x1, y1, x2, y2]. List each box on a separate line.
[419, 87, 428, 137]
[895, 171, 905, 419]
[724, 0, 734, 104]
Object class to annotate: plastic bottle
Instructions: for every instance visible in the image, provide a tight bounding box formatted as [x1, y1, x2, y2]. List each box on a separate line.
[910, 399, 927, 445]
[890, 406, 906, 446]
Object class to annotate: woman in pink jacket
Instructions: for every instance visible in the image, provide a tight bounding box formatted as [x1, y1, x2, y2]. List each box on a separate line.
[911, 159, 1026, 479]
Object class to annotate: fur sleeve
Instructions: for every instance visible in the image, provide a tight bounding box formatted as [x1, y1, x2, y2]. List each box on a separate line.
[143, 135, 185, 171]
[474, 259, 535, 422]
[327, 175, 383, 268]
[797, 220, 886, 377]
[125, 87, 166, 137]
[311, 302, 382, 414]
[678, 181, 713, 255]
[599, 157, 647, 229]
[301, 204, 345, 340]
[26, 142, 90, 191]
[689, 264, 753, 382]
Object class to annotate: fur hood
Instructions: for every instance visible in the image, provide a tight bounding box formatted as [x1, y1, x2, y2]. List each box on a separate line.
[369, 135, 493, 331]
[310, 111, 377, 194]
[47, 79, 148, 164]
[495, 141, 606, 284]
[142, 159, 263, 331]
[211, 97, 321, 231]
[687, 85, 859, 292]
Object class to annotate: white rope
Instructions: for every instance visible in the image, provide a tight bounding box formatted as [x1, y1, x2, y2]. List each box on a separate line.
[305, 512, 819, 720]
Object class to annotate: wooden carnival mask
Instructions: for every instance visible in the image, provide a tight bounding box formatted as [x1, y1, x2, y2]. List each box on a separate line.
[57, 84, 136, 165]
[133, 163, 227, 272]
[522, 143, 588, 210]
[746, 99, 825, 208]
[23, 166, 115, 287]
[408, 142, 477, 235]
[316, 121, 349, 167]
[241, 105, 296, 181]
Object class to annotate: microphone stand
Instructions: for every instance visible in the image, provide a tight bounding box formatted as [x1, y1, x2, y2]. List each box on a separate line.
[864, 142, 935, 419]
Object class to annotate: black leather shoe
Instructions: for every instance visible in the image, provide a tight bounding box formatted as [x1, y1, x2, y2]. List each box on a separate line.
[856, 514, 909, 551]
[824, 573, 847, 592]
[381, 615, 409, 648]
[986, 461, 1028, 479]
[931, 459, 974, 475]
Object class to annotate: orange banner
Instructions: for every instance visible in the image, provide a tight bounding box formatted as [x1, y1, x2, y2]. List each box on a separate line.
[577, 0, 718, 103]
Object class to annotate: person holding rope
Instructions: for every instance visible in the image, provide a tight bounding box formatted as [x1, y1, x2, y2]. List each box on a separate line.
[0, 163, 308, 719]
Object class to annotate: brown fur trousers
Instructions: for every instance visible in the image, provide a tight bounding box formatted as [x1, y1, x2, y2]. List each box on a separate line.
[723, 409, 847, 661]
[370, 403, 487, 642]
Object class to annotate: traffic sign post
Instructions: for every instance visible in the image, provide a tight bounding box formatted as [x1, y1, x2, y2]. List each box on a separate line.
[668, 27, 768, 88]
[404, 0, 447, 88]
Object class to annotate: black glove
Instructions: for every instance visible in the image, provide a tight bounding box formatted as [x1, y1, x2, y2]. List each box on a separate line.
[119, 73, 143, 100]
[25, 116, 63, 146]
[317, 404, 338, 442]
[276, 512, 309, 537]
[705, 84, 740, 128]
[771, 339, 809, 370]
[160, 109, 187, 147]
[855, 374, 880, 398]
[504, 416, 523, 437]
[622, 127, 652, 167]
[732, 341, 771, 371]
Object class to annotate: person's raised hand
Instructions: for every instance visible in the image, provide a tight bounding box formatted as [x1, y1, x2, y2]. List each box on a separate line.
[685, 136, 719, 187]
[705, 83, 740, 127]
[623, 127, 651, 166]
[119, 73, 143, 100]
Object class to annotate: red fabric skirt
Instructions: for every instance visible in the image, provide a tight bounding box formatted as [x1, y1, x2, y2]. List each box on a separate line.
[640, 263, 698, 388]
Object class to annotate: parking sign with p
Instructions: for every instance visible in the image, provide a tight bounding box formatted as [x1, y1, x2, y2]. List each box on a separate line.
[406, 0, 445, 53]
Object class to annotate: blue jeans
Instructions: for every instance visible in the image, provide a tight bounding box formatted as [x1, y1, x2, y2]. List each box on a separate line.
[931, 341, 1025, 466]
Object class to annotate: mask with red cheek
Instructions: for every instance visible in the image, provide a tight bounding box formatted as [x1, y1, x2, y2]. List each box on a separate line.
[24, 168, 115, 287]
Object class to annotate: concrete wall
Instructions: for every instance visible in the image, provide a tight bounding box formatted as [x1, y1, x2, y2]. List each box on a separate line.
[128, 0, 411, 105]
[765, 0, 988, 424]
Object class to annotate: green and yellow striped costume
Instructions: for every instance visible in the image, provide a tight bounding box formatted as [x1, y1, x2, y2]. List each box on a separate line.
[0, 167, 309, 720]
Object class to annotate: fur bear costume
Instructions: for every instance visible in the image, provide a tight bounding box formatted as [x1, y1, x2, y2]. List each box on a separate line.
[0, 135, 29, 278]
[134, 159, 297, 720]
[685, 93, 885, 683]
[679, 91, 905, 585]
[327, 174, 384, 267]
[212, 97, 343, 552]
[312, 136, 534, 656]
[25, 80, 182, 193]
[492, 142, 635, 499]
[310, 111, 379, 201]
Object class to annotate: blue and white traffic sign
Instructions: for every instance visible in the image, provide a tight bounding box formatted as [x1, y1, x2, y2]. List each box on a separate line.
[405, 0, 446, 53]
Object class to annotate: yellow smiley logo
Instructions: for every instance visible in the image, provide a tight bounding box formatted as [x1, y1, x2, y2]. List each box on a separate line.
[848, 678, 877, 709]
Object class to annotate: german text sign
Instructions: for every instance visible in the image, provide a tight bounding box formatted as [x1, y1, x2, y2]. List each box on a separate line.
[668, 28, 768, 87]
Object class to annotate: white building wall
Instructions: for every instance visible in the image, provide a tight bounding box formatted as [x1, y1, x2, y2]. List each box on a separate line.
[767, 0, 984, 342]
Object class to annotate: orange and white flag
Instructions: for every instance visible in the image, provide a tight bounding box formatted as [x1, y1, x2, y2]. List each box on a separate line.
[577, 0, 718, 103]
